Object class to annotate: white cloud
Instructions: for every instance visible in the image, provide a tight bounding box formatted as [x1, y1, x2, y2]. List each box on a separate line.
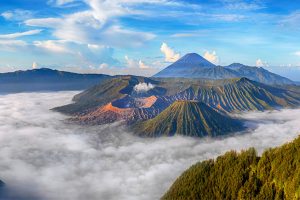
[134, 82, 155, 92]
[32, 62, 38, 69]
[99, 63, 109, 69]
[47, 0, 77, 6]
[0, 38, 120, 71]
[0, 92, 300, 199]
[0, 40, 28, 51]
[294, 51, 300, 56]
[1, 9, 33, 21]
[125, 56, 150, 69]
[0, 30, 42, 39]
[138, 60, 150, 69]
[33, 40, 70, 53]
[25, 1, 158, 47]
[170, 31, 207, 38]
[203, 51, 219, 64]
[256, 58, 268, 67]
[160, 43, 180, 62]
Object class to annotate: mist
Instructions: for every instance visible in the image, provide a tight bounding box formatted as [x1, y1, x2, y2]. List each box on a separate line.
[0, 92, 299, 200]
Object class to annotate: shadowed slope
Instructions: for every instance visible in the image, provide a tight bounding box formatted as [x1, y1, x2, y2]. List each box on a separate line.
[134, 101, 244, 137]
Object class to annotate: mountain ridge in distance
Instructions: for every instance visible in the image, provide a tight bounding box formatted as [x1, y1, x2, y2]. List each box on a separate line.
[0, 68, 110, 93]
[154, 53, 295, 85]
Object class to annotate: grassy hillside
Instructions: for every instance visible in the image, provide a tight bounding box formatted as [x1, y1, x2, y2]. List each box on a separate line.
[134, 101, 244, 137]
[162, 136, 300, 200]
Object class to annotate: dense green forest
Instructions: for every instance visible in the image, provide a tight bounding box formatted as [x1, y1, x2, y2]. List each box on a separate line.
[162, 136, 300, 200]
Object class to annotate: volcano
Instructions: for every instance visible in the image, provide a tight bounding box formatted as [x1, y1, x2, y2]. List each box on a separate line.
[133, 100, 244, 137]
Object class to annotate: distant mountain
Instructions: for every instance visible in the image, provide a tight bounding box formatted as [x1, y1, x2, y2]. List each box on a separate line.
[154, 53, 222, 78]
[133, 100, 244, 137]
[225, 63, 294, 85]
[162, 136, 300, 200]
[0, 68, 110, 93]
[0, 180, 4, 187]
[153, 53, 295, 85]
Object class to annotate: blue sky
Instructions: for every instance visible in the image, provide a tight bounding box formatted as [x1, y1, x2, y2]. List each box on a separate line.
[0, 0, 300, 80]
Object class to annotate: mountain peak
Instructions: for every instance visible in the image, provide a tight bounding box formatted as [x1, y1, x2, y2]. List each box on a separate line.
[153, 53, 216, 78]
[175, 53, 215, 67]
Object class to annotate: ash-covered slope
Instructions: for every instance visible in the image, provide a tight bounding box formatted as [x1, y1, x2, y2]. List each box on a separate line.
[134, 101, 244, 137]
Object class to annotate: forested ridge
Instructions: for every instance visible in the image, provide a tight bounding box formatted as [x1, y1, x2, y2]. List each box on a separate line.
[162, 136, 300, 200]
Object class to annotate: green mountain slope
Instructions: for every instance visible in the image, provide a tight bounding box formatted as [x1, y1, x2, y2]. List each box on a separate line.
[162, 136, 300, 200]
[134, 101, 244, 137]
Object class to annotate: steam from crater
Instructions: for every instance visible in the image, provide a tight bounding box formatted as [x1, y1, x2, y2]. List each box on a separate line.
[133, 82, 155, 93]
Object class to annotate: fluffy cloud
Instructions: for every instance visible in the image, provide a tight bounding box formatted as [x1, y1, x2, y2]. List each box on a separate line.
[0, 92, 300, 200]
[203, 51, 219, 64]
[24, 1, 158, 47]
[160, 43, 180, 62]
[138, 60, 150, 69]
[256, 58, 268, 67]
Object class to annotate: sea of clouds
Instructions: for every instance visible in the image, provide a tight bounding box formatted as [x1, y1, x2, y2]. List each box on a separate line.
[0, 91, 299, 200]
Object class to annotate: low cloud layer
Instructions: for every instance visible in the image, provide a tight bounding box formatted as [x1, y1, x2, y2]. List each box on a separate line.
[0, 92, 299, 200]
